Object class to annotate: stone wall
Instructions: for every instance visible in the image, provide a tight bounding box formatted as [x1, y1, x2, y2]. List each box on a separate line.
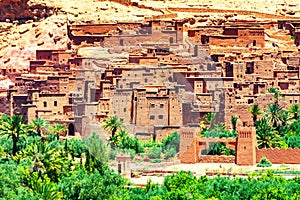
[256, 148, 300, 164]
[199, 155, 235, 163]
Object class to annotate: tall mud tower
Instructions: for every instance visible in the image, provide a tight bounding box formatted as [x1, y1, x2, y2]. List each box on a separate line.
[236, 127, 257, 165]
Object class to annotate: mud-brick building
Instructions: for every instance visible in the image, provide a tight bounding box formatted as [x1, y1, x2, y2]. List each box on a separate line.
[111, 86, 182, 141]
[67, 20, 184, 47]
[201, 26, 265, 47]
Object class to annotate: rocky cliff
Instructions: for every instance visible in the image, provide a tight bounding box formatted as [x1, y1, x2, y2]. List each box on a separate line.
[0, 0, 33, 21]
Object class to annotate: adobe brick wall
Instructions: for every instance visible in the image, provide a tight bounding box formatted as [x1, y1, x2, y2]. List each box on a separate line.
[256, 148, 300, 164]
[199, 155, 235, 163]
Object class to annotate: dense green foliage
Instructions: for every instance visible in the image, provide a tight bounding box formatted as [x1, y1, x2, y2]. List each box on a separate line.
[127, 170, 300, 200]
[254, 102, 300, 149]
[1, 115, 300, 199]
[201, 142, 236, 156]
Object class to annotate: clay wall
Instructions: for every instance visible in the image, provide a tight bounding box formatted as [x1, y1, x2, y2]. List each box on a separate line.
[71, 24, 119, 35]
[256, 148, 300, 164]
[103, 32, 177, 48]
[237, 29, 265, 47]
[111, 89, 133, 124]
[208, 36, 237, 47]
[35, 93, 68, 120]
[154, 126, 180, 142]
[254, 60, 274, 78]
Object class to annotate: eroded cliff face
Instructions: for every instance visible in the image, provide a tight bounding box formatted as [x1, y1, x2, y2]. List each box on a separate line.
[0, 0, 33, 21]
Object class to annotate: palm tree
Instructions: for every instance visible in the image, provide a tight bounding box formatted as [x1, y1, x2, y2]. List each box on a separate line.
[102, 115, 124, 138]
[32, 117, 48, 137]
[0, 114, 28, 156]
[268, 87, 281, 103]
[230, 116, 238, 131]
[49, 124, 67, 140]
[249, 104, 263, 124]
[288, 104, 300, 120]
[256, 117, 281, 148]
[265, 103, 283, 128]
[203, 112, 217, 129]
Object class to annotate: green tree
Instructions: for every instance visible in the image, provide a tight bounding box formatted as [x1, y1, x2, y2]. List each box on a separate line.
[268, 87, 282, 103]
[32, 117, 48, 137]
[203, 112, 216, 129]
[0, 115, 29, 156]
[265, 103, 284, 128]
[49, 124, 67, 140]
[256, 117, 283, 148]
[230, 116, 238, 131]
[249, 104, 263, 124]
[288, 104, 300, 120]
[84, 132, 108, 172]
[102, 115, 124, 138]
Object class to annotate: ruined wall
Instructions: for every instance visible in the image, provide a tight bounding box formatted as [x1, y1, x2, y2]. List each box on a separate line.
[199, 155, 235, 163]
[208, 37, 237, 47]
[256, 148, 300, 164]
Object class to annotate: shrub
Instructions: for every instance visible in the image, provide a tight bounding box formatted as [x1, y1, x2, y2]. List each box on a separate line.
[257, 157, 272, 167]
[109, 148, 117, 160]
[147, 146, 162, 159]
[164, 146, 176, 160]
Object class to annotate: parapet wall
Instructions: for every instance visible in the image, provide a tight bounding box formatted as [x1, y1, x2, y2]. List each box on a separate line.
[256, 148, 300, 164]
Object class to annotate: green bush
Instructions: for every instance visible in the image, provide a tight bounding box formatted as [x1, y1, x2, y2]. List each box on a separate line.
[108, 148, 117, 160]
[147, 146, 162, 159]
[257, 157, 272, 167]
[201, 143, 236, 156]
[164, 146, 176, 160]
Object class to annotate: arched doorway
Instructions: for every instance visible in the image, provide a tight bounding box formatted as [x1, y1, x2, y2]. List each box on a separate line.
[68, 123, 75, 136]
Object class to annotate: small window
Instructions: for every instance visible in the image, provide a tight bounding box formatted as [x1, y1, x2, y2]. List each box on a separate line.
[159, 115, 163, 119]
[120, 39, 124, 46]
[123, 108, 126, 112]
[151, 104, 155, 108]
[43, 102, 47, 107]
[160, 104, 164, 108]
[150, 115, 155, 120]
[54, 101, 57, 107]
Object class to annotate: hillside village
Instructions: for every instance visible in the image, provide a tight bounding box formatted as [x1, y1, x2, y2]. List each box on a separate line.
[1, 0, 300, 166]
